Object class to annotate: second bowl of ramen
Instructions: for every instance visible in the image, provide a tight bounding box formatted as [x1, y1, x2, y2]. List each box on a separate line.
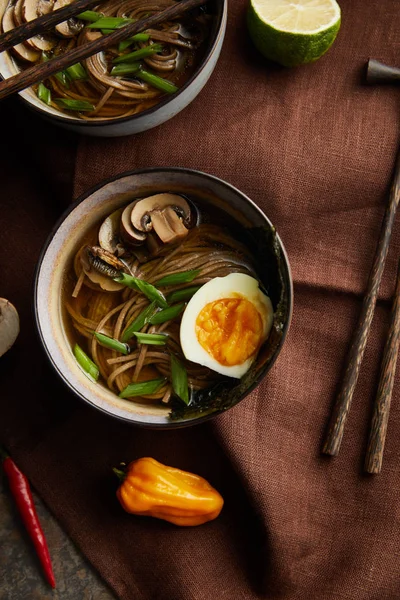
[35, 168, 293, 427]
[0, 0, 226, 136]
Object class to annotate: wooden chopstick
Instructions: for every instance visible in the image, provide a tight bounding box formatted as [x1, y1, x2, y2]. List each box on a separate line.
[0, 0, 208, 101]
[0, 0, 99, 53]
[364, 259, 400, 474]
[322, 147, 400, 457]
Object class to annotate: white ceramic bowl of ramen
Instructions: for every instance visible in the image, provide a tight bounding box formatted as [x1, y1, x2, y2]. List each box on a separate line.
[0, 0, 226, 137]
[34, 168, 293, 428]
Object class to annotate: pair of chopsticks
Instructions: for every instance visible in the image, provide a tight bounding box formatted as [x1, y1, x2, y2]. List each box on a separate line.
[322, 138, 400, 473]
[0, 0, 208, 101]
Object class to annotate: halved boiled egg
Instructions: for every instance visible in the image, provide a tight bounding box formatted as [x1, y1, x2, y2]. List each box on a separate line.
[180, 273, 274, 378]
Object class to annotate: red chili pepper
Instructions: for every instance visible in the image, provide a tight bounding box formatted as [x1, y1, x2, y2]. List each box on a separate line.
[0, 445, 56, 588]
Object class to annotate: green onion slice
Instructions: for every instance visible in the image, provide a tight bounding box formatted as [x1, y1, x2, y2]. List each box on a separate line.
[54, 70, 70, 88]
[111, 62, 141, 77]
[74, 344, 99, 382]
[93, 332, 129, 355]
[133, 332, 168, 345]
[170, 355, 189, 405]
[66, 62, 87, 81]
[37, 83, 51, 105]
[155, 270, 200, 287]
[148, 303, 185, 325]
[166, 286, 201, 304]
[87, 16, 134, 29]
[54, 99, 95, 112]
[78, 10, 103, 21]
[119, 378, 166, 399]
[116, 273, 168, 308]
[121, 301, 158, 342]
[113, 43, 163, 64]
[136, 69, 178, 94]
[118, 33, 150, 52]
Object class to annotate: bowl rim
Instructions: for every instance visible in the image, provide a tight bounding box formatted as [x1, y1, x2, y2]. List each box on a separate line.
[7, 0, 226, 129]
[34, 167, 294, 428]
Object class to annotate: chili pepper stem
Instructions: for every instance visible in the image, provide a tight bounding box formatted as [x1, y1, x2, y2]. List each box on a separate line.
[113, 467, 126, 482]
[0, 444, 10, 461]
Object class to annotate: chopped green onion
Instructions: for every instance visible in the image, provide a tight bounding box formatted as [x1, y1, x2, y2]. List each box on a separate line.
[170, 355, 189, 405]
[155, 270, 200, 287]
[111, 62, 141, 77]
[66, 62, 87, 81]
[148, 303, 185, 325]
[54, 99, 95, 112]
[87, 16, 134, 29]
[119, 378, 166, 399]
[74, 344, 99, 382]
[93, 332, 129, 355]
[116, 273, 168, 308]
[37, 83, 51, 105]
[77, 10, 103, 22]
[54, 70, 70, 87]
[118, 33, 150, 52]
[113, 43, 163, 64]
[133, 332, 168, 345]
[137, 68, 178, 94]
[121, 301, 158, 342]
[101, 29, 114, 34]
[166, 286, 201, 304]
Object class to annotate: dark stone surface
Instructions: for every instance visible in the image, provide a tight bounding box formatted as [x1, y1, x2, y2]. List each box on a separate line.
[0, 474, 116, 600]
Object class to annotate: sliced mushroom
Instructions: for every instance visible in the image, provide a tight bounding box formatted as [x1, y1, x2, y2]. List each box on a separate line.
[121, 201, 147, 245]
[22, 0, 57, 50]
[98, 208, 126, 256]
[2, 7, 41, 61]
[130, 194, 192, 244]
[54, 0, 83, 37]
[80, 246, 125, 292]
[37, 0, 54, 16]
[13, 0, 24, 26]
[0, 299, 20, 358]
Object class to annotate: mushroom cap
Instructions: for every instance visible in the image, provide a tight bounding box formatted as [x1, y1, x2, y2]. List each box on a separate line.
[0, 299, 20, 358]
[121, 201, 147, 245]
[3, 7, 41, 61]
[98, 208, 126, 255]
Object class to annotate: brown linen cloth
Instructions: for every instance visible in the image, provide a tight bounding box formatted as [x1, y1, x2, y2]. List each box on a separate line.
[2, 0, 400, 598]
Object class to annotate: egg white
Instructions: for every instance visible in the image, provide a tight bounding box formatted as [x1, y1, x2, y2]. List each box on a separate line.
[180, 273, 274, 378]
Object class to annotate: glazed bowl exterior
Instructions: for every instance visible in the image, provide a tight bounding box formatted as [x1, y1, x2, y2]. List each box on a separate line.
[0, 1, 226, 137]
[34, 168, 293, 428]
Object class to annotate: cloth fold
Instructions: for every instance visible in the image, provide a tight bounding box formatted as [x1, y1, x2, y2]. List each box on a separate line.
[2, 0, 400, 598]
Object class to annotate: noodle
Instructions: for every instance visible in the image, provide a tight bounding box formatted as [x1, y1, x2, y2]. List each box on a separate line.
[66, 222, 257, 402]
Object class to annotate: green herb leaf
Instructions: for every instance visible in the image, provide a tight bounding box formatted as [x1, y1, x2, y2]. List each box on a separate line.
[54, 98, 95, 112]
[121, 301, 158, 342]
[113, 43, 163, 64]
[87, 16, 134, 29]
[73, 344, 99, 382]
[78, 10, 103, 21]
[118, 33, 150, 52]
[66, 62, 87, 81]
[148, 303, 185, 325]
[133, 332, 168, 345]
[93, 332, 130, 355]
[119, 378, 166, 399]
[116, 273, 168, 308]
[111, 62, 141, 77]
[155, 270, 200, 287]
[170, 355, 189, 405]
[37, 83, 51, 105]
[137, 68, 178, 94]
[166, 286, 201, 304]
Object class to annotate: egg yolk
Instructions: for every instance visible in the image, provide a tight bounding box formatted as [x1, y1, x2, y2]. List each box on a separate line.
[195, 297, 264, 366]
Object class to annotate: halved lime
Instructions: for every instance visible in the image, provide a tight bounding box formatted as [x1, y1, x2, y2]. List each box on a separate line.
[247, 0, 341, 67]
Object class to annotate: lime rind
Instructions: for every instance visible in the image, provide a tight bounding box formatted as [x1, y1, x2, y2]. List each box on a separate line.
[247, 0, 341, 67]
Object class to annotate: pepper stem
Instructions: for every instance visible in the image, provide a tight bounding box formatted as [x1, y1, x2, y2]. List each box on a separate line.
[0, 445, 10, 461]
[113, 467, 126, 482]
